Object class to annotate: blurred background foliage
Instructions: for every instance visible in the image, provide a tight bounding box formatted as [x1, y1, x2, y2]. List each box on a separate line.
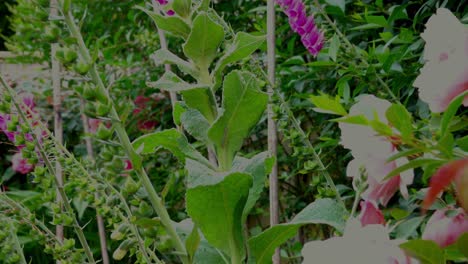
[0, 0, 467, 262]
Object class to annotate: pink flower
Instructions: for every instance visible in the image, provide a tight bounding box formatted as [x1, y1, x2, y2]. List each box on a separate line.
[423, 158, 468, 213]
[11, 152, 34, 174]
[302, 218, 418, 264]
[88, 118, 102, 134]
[359, 200, 385, 226]
[20, 92, 35, 110]
[155, 0, 168, 5]
[167, 9, 175, 16]
[413, 8, 468, 113]
[422, 207, 468, 248]
[276, 0, 324, 56]
[124, 160, 133, 170]
[340, 95, 414, 206]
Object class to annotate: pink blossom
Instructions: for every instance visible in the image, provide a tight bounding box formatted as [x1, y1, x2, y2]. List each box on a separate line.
[302, 218, 418, 264]
[124, 160, 133, 170]
[155, 0, 168, 5]
[276, 0, 324, 56]
[422, 207, 468, 247]
[340, 95, 414, 206]
[11, 152, 34, 174]
[423, 158, 468, 213]
[359, 200, 385, 226]
[413, 8, 468, 113]
[20, 92, 35, 110]
[88, 118, 102, 134]
[167, 10, 175, 16]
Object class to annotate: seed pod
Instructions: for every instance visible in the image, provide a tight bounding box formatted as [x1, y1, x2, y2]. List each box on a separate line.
[124, 177, 139, 196]
[74, 61, 91, 75]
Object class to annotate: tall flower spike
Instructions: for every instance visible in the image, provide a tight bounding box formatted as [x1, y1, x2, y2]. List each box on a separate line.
[276, 0, 324, 56]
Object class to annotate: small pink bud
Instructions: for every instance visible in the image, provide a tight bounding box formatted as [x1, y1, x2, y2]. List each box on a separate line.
[422, 207, 468, 247]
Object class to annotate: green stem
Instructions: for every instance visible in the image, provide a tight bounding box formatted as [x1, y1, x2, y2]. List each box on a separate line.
[61, 7, 188, 263]
[8, 219, 28, 264]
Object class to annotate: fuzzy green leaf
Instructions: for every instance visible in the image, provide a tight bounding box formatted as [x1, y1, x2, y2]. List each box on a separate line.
[208, 71, 268, 170]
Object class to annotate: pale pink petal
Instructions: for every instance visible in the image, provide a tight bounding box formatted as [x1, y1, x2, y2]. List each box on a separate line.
[422, 208, 468, 247]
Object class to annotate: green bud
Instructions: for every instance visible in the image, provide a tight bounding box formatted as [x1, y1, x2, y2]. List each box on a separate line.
[26, 141, 35, 151]
[74, 85, 84, 95]
[83, 84, 96, 101]
[124, 177, 139, 196]
[96, 102, 111, 116]
[0, 101, 10, 113]
[64, 49, 77, 64]
[74, 61, 91, 75]
[84, 102, 96, 118]
[27, 156, 38, 165]
[112, 247, 128, 261]
[15, 133, 25, 145]
[138, 201, 154, 217]
[62, 238, 75, 250]
[96, 123, 112, 140]
[22, 148, 31, 159]
[4, 93, 11, 102]
[34, 166, 46, 177]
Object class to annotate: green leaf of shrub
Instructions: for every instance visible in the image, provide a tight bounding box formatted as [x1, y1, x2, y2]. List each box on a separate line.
[173, 0, 192, 18]
[248, 199, 348, 264]
[183, 12, 224, 69]
[440, 90, 467, 137]
[213, 32, 265, 90]
[136, 7, 190, 39]
[186, 173, 252, 261]
[132, 129, 211, 167]
[309, 93, 347, 116]
[151, 49, 198, 78]
[400, 240, 445, 264]
[386, 104, 413, 139]
[383, 158, 445, 181]
[182, 88, 218, 123]
[208, 71, 268, 170]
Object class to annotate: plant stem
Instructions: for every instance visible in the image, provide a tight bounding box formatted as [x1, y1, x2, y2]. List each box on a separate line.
[60, 7, 188, 263]
[267, 0, 280, 263]
[80, 104, 110, 264]
[8, 218, 28, 264]
[49, 0, 65, 253]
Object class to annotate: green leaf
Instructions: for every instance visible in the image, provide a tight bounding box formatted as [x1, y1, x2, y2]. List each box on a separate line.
[136, 7, 190, 39]
[324, 0, 345, 13]
[213, 32, 265, 90]
[186, 173, 252, 261]
[173, 0, 192, 18]
[208, 71, 268, 170]
[386, 148, 421, 162]
[310, 93, 347, 116]
[386, 104, 413, 140]
[369, 119, 393, 136]
[185, 159, 225, 188]
[182, 88, 218, 123]
[183, 12, 224, 69]
[147, 71, 209, 92]
[181, 108, 210, 142]
[232, 152, 274, 222]
[457, 232, 468, 259]
[440, 90, 467, 137]
[456, 135, 468, 152]
[400, 240, 445, 264]
[394, 216, 424, 239]
[132, 129, 212, 168]
[248, 199, 348, 264]
[151, 49, 198, 78]
[331, 114, 368, 125]
[185, 225, 201, 262]
[173, 102, 186, 126]
[365, 15, 388, 27]
[328, 34, 340, 61]
[383, 158, 445, 181]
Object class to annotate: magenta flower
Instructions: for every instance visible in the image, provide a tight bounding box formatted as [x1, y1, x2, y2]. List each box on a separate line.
[166, 9, 175, 16]
[11, 152, 34, 174]
[422, 207, 468, 248]
[359, 200, 385, 226]
[88, 118, 102, 134]
[276, 0, 324, 56]
[155, 0, 168, 5]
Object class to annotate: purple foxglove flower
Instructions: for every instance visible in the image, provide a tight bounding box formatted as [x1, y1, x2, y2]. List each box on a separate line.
[155, 0, 169, 5]
[11, 152, 34, 174]
[276, 0, 324, 56]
